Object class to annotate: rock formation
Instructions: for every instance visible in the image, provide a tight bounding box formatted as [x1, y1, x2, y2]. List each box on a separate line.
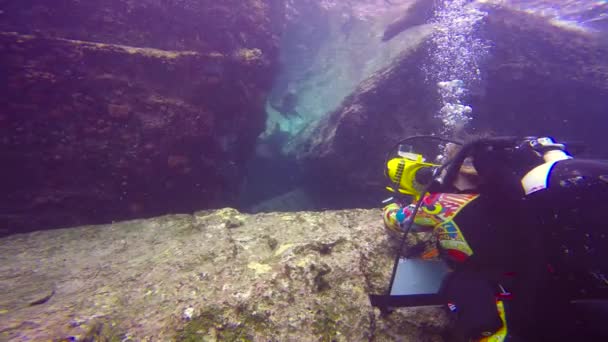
[0, 208, 446, 341]
[290, 6, 608, 207]
[472, 6, 608, 146]
[0, 0, 286, 235]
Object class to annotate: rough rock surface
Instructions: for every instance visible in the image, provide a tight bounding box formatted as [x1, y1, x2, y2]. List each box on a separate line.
[286, 25, 437, 202]
[0, 0, 285, 56]
[290, 7, 608, 202]
[472, 6, 608, 145]
[0, 0, 286, 235]
[0, 208, 446, 341]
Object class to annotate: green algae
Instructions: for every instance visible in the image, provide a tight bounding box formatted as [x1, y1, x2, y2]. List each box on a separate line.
[81, 320, 124, 342]
[191, 208, 246, 231]
[176, 305, 273, 341]
[312, 305, 340, 342]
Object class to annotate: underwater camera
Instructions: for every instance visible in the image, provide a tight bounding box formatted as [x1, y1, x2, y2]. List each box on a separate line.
[384, 146, 439, 201]
[383, 135, 464, 203]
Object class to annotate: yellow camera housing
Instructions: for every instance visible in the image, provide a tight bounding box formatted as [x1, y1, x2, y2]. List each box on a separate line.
[385, 152, 438, 200]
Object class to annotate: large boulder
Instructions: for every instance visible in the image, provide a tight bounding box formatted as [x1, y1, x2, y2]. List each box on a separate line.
[287, 26, 438, 204]
[0, 208, 445, 340]
[0, 0, 285, 55]
[289, 6, 608, 206]
[472, 6, 608, 147]
[0, 0, 286, 235]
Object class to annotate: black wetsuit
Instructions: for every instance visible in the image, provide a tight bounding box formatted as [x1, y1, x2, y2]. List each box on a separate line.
[517, 159, 608, 341]
[442, 158, 608, 341]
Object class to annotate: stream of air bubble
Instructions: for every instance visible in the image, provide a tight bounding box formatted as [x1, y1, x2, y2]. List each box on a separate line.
[426, 0, 490, 133]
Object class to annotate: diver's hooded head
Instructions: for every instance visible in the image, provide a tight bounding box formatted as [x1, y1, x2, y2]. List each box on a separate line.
[471, 141, 544, 197]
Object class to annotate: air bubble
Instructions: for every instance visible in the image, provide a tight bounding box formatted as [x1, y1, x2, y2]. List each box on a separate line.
[424, 0, 490, 133]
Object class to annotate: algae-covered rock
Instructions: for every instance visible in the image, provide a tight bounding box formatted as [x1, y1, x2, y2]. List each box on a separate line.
[1, 0, 284, 237]
[0, 0, 285, 56]
[0, 208, 447, 341]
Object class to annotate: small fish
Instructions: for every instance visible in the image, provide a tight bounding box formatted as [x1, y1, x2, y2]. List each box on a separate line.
[382, 0, 437, 42]
[28, 289, 55, 306]
[270, 91, 301, 119]
[255, 124, 289, 159]
[382, 0, 477, 42]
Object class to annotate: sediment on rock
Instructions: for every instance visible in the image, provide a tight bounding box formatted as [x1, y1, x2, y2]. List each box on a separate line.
[0, 208, 447, 341]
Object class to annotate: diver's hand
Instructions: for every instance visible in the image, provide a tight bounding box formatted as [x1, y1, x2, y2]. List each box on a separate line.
[383, 203, 403, 234]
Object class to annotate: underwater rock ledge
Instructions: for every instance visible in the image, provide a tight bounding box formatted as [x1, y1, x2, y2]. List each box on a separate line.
[0, 0, 286, 235]
[288, 4, 608, 205]
[0, 27, 274, 235]
[0, 208, 446, 341]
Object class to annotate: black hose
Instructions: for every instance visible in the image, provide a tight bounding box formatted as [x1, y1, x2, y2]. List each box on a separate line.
[385, 178, 436, 296]
[441, 136, 522, 188]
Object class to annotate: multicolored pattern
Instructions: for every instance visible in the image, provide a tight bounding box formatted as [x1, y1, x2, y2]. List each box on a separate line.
[385, 193, 479, 262]
[383, 203, 403, 233]
[436, 220, 474, 260]
[422, 193, 478, 221]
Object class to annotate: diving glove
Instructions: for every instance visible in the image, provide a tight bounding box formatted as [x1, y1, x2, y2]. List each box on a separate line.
[383, 203, 406, 234]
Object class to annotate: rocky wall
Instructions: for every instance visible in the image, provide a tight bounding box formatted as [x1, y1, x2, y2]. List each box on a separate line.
[289, 6, 608, 205]
[0, 0, 286, 235]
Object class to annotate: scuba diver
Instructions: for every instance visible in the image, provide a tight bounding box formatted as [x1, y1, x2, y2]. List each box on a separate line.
[269, 91, 301, 119]
[372, 136, 608, 341]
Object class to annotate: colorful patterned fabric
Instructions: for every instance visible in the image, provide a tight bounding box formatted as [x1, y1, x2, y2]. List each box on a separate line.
[384, 193, 479, 263]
